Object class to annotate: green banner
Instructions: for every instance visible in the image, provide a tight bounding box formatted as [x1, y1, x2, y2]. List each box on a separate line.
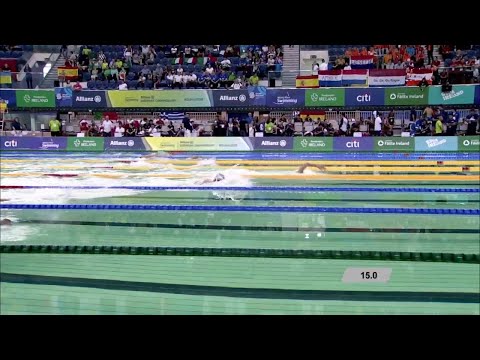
[293, 138, 333, 151]
[385, 87, 428, 106]
[305, 88, 345, 107]
[458, 136, 480, 152]
[67, 137, 104, 151]
[428, 85, 476, 105]
[374, 138, 414, 151]
[107, 90, 212, 108]
[16, 90, 55, 107]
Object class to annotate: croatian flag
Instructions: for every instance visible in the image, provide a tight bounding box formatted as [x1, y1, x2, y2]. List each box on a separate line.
[368, 69, 406, 87]
[342, 69, 368, 86]
[350, 55, 375, 69]
[318, 70, 342, 87]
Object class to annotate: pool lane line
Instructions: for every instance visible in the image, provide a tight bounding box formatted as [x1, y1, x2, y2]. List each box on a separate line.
[1, 272, 478, 303]
[13, 219, 480, 234]
[1, 185, 479, 193]
[2, 204, 479, 215]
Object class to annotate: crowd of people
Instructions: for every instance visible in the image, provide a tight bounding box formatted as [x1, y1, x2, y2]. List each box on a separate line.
[61, 45, 283, 90]
[70, 108, 479, 139]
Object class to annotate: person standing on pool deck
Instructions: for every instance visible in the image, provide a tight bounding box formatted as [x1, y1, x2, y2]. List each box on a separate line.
[102, 116, 113, 137]
[49, 116, 61, 136]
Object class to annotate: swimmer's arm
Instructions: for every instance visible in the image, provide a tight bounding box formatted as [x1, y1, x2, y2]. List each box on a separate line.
[297, 163, 327, 173]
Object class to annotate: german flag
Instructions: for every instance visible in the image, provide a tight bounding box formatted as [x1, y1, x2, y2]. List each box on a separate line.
[295, 75, 319, 88]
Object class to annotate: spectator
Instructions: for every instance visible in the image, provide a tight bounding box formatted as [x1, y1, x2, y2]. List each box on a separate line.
[118, 80, 128, 90]
[102, 116, 113, 137]
[374, 113, 382, 136]
[11, 118, 22, 131]
[248, 73, 259, 85]
[49, 116, 61, 136]
[435, 117, 444, 135]
[72, 81, 83, 91]
[114, 121, 125, 137]
[319, 59, 328, 71]
[24, 64, 33, 89]
[419, 77, 429, 90]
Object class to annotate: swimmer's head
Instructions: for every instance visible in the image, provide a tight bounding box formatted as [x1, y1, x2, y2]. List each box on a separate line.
[213, 173, 225, 182]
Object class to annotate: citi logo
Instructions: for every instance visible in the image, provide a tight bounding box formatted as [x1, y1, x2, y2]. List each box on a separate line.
[346, 141, 361, 148]
[356, 94, 371, 102]
[3, 140, 18, 147]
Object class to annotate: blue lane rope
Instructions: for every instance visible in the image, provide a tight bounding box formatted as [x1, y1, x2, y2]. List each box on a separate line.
[1, 204, 478, 215]
[1, 186, 478, 193]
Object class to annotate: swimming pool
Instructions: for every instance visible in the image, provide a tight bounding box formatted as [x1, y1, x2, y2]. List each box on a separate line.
[1, 151, 479, 314]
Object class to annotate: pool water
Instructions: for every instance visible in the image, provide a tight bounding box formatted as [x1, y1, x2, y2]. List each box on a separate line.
[1, 151, 479, 314]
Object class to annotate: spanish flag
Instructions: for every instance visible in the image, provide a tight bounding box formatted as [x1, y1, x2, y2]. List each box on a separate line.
[295, 75, 319, 88]
[0, 72, 12, 84]
[57, 67, 78, 80]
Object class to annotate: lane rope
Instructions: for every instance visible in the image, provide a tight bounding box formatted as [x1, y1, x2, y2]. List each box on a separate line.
[1, 203, 478, 215]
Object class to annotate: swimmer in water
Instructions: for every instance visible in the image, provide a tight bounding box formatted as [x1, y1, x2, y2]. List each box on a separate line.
[0, 219, 12, 225]
[296, 163, 327, 174]
[196, 173, 225, 185]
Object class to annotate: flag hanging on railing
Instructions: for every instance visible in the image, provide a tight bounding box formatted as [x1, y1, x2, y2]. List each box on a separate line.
[367, 69, 406, 86]
[0, 72, 12, 84]
[57, 67, 78, 81]
[318, 70, 342, 87]
[295, 75, 319, 88]
[406, 68, 433, 86]
[342, 69, 368, 86]
[349, 55, 375, 69]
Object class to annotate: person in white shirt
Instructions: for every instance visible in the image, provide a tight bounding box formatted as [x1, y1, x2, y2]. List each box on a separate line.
[182, 73, 190, 86]
[339, 116, 349, 135]
[177, 66, 184, 74]
[102, 117, 113, 137]
[231, 79, 243, 89]
[173, 73, 183, 88]
[205, 64, 214, 75]
[114, 122, 125, 137]
[312, 61, 319, 72]
[141, 45, 149, 55]
[343, 63, 352, 70]
[374, 114, 382, 136]
[319, 59, 328, 71]
[118, 81, 128, 90]
[221, 58, 231, 69]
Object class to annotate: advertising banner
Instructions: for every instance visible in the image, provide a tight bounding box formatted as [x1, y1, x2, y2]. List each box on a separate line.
[108, 90, 212, 108]
[457, 136, 480, 152]
[16, 90, 55, 108]
[384, 87, 429, 106]
[55, 87, 73, 107]
[475, 85, 480, 105]
[252, 137, 293, 151]
[414, 137, 457, 151]
[293, 137, 333, 152]
[210, 90, 249, 107]
[368, 69, 406, 87]
[248, 86, 267, 106]
[333, 137, 374, 151]
[72, 90, 108, 108]
[104, 138, 148, 151]
[0, 136, 67, 150]
[67, 137, 104, 151]
[428, 85, 476, 105]
[266, 89, 305, 107]
[305, 88, 345, 107]
[374, 138, 414, 151]
[0, 89, 17, 107]
[345, 87, 385, 106]
[145, 137, 252, 151]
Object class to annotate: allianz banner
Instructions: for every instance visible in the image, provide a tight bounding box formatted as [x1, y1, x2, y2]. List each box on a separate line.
[72, 90, 108, 108]
[345, 88, 385, 106]
[252, 137, 293, 151]
[104, 138, 148, 151]
[0, 136, 67, 150]
[210, 90, 249, 107]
